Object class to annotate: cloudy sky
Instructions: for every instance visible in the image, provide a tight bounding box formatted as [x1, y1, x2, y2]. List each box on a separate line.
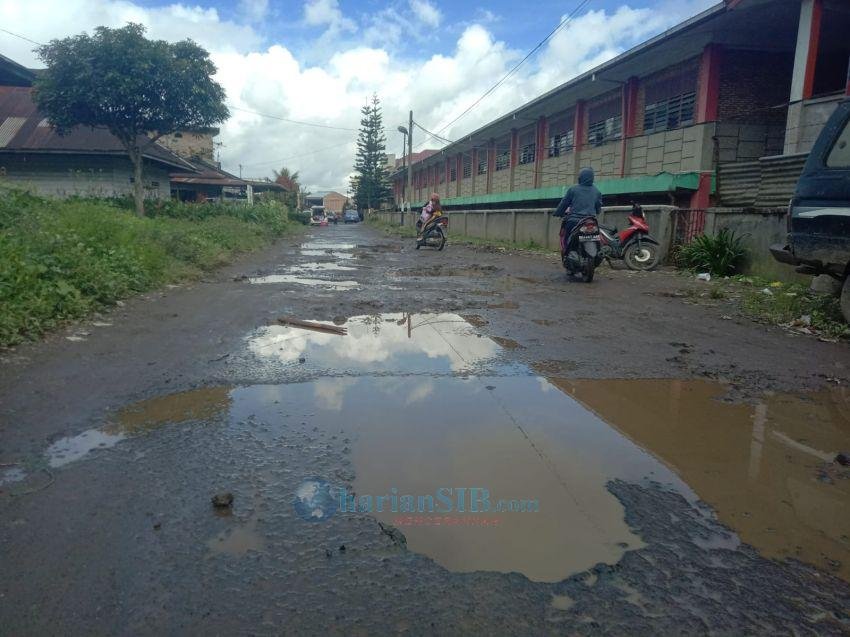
[1, 0, 716, 192]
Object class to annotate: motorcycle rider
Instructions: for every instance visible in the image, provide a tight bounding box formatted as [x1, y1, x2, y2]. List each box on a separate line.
[553, 167, 602, 236]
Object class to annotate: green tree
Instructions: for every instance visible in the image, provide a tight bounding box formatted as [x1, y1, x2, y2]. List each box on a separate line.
[351, 94, 391, 211]
[34, 23, 229, 216]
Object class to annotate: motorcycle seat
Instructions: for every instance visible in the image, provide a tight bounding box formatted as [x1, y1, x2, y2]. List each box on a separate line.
[599, 224, 617, 233]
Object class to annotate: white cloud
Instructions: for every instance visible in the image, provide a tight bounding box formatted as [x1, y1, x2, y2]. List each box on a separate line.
[0, 0, 717, 192]
[409, 0, 441, 28]
[303, 0, 356, 33]
[239, 0, 269, 23]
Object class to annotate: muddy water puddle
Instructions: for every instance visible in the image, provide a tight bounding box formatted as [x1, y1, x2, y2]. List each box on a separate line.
[248, 312, 503, 375]
[39, 312, 850, 583]
[248, 275, 360, 289]
[555, 378, 850, 579]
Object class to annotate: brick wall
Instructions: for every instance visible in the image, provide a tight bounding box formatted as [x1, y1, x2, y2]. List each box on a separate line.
[718, 50, 793, 124]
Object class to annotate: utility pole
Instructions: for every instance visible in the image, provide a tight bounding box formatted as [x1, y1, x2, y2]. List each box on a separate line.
[239, 164, 243, 179]
[407, 109, 413, 226]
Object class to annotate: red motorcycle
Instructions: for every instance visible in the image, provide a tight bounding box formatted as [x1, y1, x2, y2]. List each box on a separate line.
[598, 203, 660, 270]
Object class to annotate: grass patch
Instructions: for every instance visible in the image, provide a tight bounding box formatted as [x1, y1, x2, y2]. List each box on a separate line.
[366, 216, 418, 238]
[735, 275, 849, 340]
[0, 187, 297, 347]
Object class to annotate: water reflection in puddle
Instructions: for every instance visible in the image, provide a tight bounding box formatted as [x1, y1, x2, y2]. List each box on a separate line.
[300, 250, 355, 259]
[45, 387, 231, 467]
[247, 313, 501, 375]
[285, 262, 356, 272]
[45, 429, 126, 468]
[555, 378, 850, 580]
[300, 242, 356, 251]
[248, 275, 360, 289]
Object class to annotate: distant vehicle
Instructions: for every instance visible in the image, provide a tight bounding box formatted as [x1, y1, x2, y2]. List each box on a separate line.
[310, 205, 328, 226]
[343, 210, 359, 223]
[771, 98, 850, 322]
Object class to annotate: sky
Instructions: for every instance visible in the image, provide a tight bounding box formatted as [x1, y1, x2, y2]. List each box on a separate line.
[0, 0, 717, 192]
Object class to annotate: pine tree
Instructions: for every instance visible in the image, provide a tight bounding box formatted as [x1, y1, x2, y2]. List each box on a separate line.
[351, 94, 392, 211]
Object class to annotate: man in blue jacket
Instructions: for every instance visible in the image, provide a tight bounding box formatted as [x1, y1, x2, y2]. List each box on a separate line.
[553, 167, 603, 237]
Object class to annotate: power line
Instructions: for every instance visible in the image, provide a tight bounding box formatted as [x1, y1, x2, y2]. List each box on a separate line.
[413, 121, 454, 146]
[0, 27, 44, 46]
[239, 140, 355, 168]
[417, 0, 593, 149]
[229, 106, 359, 132]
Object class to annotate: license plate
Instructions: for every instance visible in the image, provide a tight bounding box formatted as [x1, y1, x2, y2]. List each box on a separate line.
[578, 234, 599, 241]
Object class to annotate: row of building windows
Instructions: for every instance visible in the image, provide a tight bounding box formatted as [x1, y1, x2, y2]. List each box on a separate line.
[411, 87, 698, 185]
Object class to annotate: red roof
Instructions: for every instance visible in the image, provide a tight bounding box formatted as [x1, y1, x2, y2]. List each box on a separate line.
[0, 86, 194, 171]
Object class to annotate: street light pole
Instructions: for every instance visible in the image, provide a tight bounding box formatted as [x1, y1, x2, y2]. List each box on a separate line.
[407, 110, 413, 227]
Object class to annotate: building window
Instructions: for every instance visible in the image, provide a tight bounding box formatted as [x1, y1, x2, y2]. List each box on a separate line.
[588, 98, 622, 146]
[477, 151, 488, 175]
[462, 154, 472, 178]
[518, 129, 536, 165]
[588, 116, 622, 146]
[450, 163, 457, 181]
[549, 129, 574, 157]
[644, 92, 696, 134]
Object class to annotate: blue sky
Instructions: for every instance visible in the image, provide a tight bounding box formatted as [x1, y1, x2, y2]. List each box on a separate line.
[0, 0, 717, 189]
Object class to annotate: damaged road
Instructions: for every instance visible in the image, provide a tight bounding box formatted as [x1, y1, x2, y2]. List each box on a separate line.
[1, 223, 849, 635]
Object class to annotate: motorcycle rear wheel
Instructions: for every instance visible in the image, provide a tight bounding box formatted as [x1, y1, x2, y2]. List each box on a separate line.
[581, 257, 595, 283]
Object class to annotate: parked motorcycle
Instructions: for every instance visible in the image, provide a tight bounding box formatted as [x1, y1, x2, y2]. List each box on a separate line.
[560, 216, 603, 282]
[598, 203, 660, 270]
[416, 216, 448, 251]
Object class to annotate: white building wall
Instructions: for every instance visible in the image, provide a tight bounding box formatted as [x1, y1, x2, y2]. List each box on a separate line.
[0, 153, 170, 200]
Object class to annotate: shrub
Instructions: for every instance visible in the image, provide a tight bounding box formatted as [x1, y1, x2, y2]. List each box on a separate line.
[0, 187, 295, 346]
[675, 228, 748, 276]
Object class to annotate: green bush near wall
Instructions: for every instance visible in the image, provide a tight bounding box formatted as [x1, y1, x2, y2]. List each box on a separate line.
[0, 187, 295, 347]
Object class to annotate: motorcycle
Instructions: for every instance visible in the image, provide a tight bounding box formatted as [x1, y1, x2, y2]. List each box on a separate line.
[416, 216, 448, 251]
[560, 216, 603, 282]
[598, 203, 660, 270]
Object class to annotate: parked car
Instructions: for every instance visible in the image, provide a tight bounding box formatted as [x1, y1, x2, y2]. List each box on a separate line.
[771, 97, 850, 322]
[310, 205, 328, 226]
[343, 210, 359, 223]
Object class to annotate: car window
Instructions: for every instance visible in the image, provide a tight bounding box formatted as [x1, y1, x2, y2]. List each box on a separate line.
[826, 114, 850, 168]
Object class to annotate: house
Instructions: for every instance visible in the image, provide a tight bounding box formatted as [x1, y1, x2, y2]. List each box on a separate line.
[322, 191, 349, 214]
[390, 0, 850, 213]
[169, 157, 249, 202]
[0, 85, 194, 199]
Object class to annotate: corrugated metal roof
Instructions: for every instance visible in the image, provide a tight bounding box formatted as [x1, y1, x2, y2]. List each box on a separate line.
[170, 157, 247, 187]
[0, 86, 195, 171]
[0, 117, 26, 148]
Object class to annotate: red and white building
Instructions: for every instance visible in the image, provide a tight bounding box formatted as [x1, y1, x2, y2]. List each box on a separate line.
[391, 0, 850, 211]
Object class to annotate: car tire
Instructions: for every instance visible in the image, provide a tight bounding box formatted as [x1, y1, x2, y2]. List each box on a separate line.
[841, 274, 850, 324]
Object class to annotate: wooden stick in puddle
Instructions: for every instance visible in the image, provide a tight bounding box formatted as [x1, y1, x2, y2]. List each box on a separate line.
[275, 316, 348, 336]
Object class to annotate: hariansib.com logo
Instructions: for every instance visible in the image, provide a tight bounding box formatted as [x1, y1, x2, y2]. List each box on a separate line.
[292, 477, 539, 522]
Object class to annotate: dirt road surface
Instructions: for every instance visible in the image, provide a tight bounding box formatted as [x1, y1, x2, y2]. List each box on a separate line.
[2, 223, 849, 635]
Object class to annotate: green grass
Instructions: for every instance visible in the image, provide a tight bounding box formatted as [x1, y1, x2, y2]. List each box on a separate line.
[735, 275, 849, 340]
[0, 187, 297, 347]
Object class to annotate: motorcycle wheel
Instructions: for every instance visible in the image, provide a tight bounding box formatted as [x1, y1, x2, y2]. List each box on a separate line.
[624, 242, 659, 271]
[581, 257, 595, 283]
[436, 227, 446, 251]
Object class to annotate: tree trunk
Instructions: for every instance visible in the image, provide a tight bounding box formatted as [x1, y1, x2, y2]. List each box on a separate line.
[129, 146, 145, 217]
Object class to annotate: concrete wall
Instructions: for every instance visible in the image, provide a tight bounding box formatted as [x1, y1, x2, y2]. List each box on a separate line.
[156, 131, 216, 162]
[0, 153, 170, 200]
[373, 204, 798, 279]
[373, 205, 677, 257]
[784, 93, 844, 155]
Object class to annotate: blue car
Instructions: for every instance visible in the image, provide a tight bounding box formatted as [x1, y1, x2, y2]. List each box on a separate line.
[343, 210, 359, 223]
